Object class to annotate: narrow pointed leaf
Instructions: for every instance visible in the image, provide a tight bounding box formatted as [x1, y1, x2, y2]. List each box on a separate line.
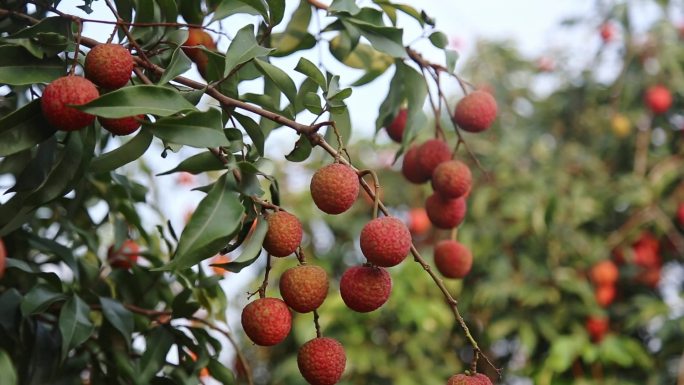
[76, 85, 197, 118]
[0, 99, 55, 157]
[90, 128, 153, 174]
[58, 295, 94, 361]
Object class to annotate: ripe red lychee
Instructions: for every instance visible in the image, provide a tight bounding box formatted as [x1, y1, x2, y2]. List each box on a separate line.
[402, 146, 429, 184]
[589, 260, 618, 286]
[599, 22, 616, 42]
[360, 217, 411, 267]
[339, 265, 391, 312]
[677, 203, 684, 227]
[98, 115, 144, 136]
[0, 238, 6, 280]
[586, 316, 609, 342]
[447, 372, 493, 385]
[279, 265, 329, 313]
[431, 160, 472, 199]
[41, 76, 99, 131]
[644, 85, 672, 115]
[595, 284, 616, 307]
[434, 240, 473, 279]
[453, 90, 498, 133]
[425, 194, 467, 229]
[85, 44, 134, 89]
[632, 232, 661, 268]
[263, 211, 303, 257]
[310, 163, 359, 215]
[417, 139, 451, 178]
[385, 108, 407, 143]
[107, 239, 140, 269]
[408, 207, 431, 236]
[297, 337, 346, 385]
[241, 297, 291, 346]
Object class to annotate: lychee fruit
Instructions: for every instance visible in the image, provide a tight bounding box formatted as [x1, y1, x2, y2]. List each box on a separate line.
[453, 90, 498, 133]
[297, 337, 346, 385]
[360, 217, 412, 267]
[279, 265, 329, 313]
[447, 372, 493, 385]
[107, 239, 140, 269]
[240, 297, 291, 346]
[589, 260, 618, 286]
[402, 146, 429, 184]
[310, 163, 359, 215]
[0, 238, 6, 280]
[595, 284, 616, 307]
[425, 194, 467, 229]
[600, 22, 616, 42]
[408, 207, 431, 236]
[183, 28, 217, 79]
[434, 240, 473, 279]
[417, 139, 451, 178]
[677, 203, 684, 227]
[431, 160, 472, 199]
[85, 44, 134, 89]
[98, 115, 144, 136]
[263, 211, 303, 257]
[632, 232, 661, 268]
[644, 85, 672, 115]
[586, 316, 609, 342]
[339, 265, 392, 312]
[41, 76, 99, 131]
[210, 254, 231, 275]
[385, 108, 407, 143]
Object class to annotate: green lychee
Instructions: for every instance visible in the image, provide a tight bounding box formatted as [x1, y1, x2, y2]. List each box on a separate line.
[240, 297, 291, 346]
[431, 160, 472, 199]
[360, 216, 412, 267]
[434, 240, 472, 279]
[263, 211, 303, 257]
[385, 108, 407, 143]
[99, 115, 144, 136]
[279, 265, 329, 313]
[402, 145, 429, 184]
[310, 163, 359, 215]
[339, 265, 391, 312]
[85, 43, 134, 89]
[41, 76, 99, 131]
[425, 194, 466, 229]
[453, 90, 498, 133]
[417, 139, 451, 178]
[298, 337, 346, 385]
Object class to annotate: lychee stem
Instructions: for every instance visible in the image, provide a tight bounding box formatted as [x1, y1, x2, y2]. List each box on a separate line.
[358, 169, 381, 219]
[313, 310, 322, 338]
[295, 247, 307, 265]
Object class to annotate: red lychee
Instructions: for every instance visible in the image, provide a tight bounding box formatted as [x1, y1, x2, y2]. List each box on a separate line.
[417, 139, 451, 178]
[644, 85, 672, 115]
[453, 90, 498, 133]
[98, 115, 144, 136]
[586, 316, 609, 342]
[408, 207, 431, 236]
[41, 76, 99, 131]
[0, 238, 6, 279]
[240, 297, 291, 346]
[595, 284, 616, 307]
[279, 265, 329, 313]
[85, 44, 134, 89]
[677, 203, 684, 227]
[632, 232, 661, 268]
[310, 163, 359, 215]
[360, 217, 412, 267]
[589, 260, 618, 286]
[425, 194, 467, 229]
[263, 211, 303, 257]
[434, 240, 473, 279]
[447, 373, 493, 385]
[339, 265, 392, 312]
[600, 22, 617, 42]
[297, 337, 346, 385]
[402, 146, 429, 184]
[385, 108, 407, 143]
[107, 239, 140, 269]
[431, 160, 472, 199]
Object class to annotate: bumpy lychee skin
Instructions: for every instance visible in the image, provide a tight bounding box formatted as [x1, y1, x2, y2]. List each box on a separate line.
[241, 297, 291, 346]
[263, 211, 303, 257]
[431, 160, 472, 199]
[360, 217, 412, 267]
[425, 194, 467, 229]
[453, 90, 498, 133]
[279, 265, 329, 313]
[98, 115, 144, 136]
[41, 76, 99, 131]
[298, 337, 346, 385]
[85, 44, 134, 89]
[402, 146, 429, 184]
[417, 139, 451, 178]
[310, 164, 359, 215]
[434, 240, 473, 279]
[447, 373, 493, 385]
[339, 265, 392, 312]
[107, 239, 140, 269]
[644, 85, 672, 115]
[385, 108, 407, 143]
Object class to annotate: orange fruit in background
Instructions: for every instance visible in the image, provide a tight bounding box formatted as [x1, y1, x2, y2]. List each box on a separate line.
[210, 254, 231, 275]
[107, 240, 140, 269]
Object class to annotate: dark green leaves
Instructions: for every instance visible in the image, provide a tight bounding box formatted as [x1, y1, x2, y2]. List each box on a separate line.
[145, 109, 231, 148]
[224, 25, 273, 76]
[271, 1, 315, 57]
[295, 58, 327, 90]
[0, 17, 72, 58]
[253, 58, 297, 107]
[158, 46, 192, 85]
[139, 327, 174, 383]
[77, 85, 197, 118]
[428, 31, 448, 48]
[212, 217, 267, 273]
[90, 128, 153, 174]
[0, 46, 63, 85]
[58, 295, 94, 361]
[21, 284, 66, 316]
[157, 151, 226, 176]
[99, 298, 134, 342]
[0, 99, 55, 157]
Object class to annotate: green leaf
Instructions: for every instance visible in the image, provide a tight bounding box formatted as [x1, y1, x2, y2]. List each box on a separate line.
[270, 1, 313, 57]
[76, 85, 197, 118]
[545, 336, 583, 372]
[90, 128, 153, 174]
[428, 31, 448, 48]
[253, 58, 297, 107]
[212, 0, 262, 20]
[347, 20, 406, 58]
[139, 327, 174, 382]
[445, 49, 458, 73]
[146, 109, 231, 148]
[398, 62, 428, 145]
[327, 107, 351, 145]
[0, 46, 63, 85]
[99, 297, 134, 342]
[158, 151, 226, 176]
[0, 350, 17, 385]
[20, 284, 66, 316]
[329, 0, 361, 15]
[304, 92, 324, 115]
[295, 57, 327, 90]
[212, 217, 267, 273]
[285, 135, 313, 162]
[233, 112, 265, 156]
[162, 174, 245, 270]
[373, 1, 425, 26]
[0, 17, 72, 58]
[207, 358, 236, 384]
[0, 99, 55, 157]
[267, 0, 286, 26]
[58, 295, 94, 361]
[224, 25, 273, 76]
[158, 46, 192, 85]
[599, 335, 634, 367]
